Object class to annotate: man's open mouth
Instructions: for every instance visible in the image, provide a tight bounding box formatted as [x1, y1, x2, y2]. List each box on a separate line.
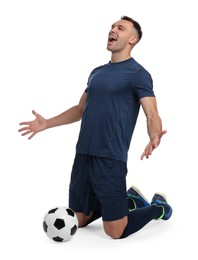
[108, 35, 118, 43]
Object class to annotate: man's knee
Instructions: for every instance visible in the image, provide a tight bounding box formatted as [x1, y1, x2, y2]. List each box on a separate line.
[103, 216, 128, 239]
[75, 212, 93, 227]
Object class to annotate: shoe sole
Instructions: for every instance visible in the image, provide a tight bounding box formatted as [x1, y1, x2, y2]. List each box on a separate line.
[129, 185, 150, 205]
[153, 192, 167, 202]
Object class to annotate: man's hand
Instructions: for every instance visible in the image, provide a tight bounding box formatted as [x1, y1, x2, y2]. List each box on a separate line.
[141, 130, 167, 160]
[18, 110, 47, 140]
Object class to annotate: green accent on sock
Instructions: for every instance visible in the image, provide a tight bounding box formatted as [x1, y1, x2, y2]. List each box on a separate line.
[128, 198, 136, 212]
[152, 204, 164, 220]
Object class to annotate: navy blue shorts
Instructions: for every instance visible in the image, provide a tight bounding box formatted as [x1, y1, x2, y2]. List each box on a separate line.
[69, 153, 128, 221]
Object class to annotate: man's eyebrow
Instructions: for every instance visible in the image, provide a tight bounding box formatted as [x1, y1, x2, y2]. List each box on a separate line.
[111, 23, 126, 29]
[118, 25, 126, 29]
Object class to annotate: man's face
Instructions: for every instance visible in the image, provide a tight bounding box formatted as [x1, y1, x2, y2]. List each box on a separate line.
[107, 19, 137, 52]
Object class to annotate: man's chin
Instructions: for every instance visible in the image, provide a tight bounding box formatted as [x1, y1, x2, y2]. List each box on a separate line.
[107, 45, 113, 51]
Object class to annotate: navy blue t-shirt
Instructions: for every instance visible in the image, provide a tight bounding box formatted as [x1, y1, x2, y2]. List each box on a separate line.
[76, 58, 155, 162]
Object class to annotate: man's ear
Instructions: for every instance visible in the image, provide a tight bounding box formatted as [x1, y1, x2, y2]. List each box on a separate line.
[129, 36, 138, 45]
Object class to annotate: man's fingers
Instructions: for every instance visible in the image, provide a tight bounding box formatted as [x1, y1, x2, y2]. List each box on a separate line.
[21, 130, 32, 136]
[19, 121, 31, 126]
[18, 126, 30, 132]
[32, 110, 38, 117]
[28, 133, 35, 140]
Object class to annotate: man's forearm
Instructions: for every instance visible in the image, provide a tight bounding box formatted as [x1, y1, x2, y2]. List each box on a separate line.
[147, 114, 163, 140]
[46, 105, 83, 129]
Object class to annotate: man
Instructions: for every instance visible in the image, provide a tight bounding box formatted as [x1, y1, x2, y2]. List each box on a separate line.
[18, 16, 172, 239]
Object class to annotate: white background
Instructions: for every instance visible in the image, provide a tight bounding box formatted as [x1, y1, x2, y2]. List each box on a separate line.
[0, 0, 197, 259]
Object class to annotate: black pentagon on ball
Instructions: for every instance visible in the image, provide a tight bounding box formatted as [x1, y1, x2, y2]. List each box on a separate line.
[54, 218, 65, 230]
[66, 208, 75, 217]
[48, 208, 58, 214]
[70, 225, 77, 235]
[43, 221, 48, 232]
[53, 236, 64, 242]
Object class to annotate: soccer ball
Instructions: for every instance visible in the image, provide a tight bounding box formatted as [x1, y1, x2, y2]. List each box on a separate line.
[43, 207, 78, 242]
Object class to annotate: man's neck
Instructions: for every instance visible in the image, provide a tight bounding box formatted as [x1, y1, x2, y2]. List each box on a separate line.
[110, 53, 131, 63]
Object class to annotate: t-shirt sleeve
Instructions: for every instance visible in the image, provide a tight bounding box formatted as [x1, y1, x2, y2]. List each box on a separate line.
[133, 68, 155, 99]
[85, 68, 95, 93]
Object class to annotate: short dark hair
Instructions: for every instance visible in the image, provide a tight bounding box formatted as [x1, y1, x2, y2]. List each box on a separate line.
[121, 15, 142, 41]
